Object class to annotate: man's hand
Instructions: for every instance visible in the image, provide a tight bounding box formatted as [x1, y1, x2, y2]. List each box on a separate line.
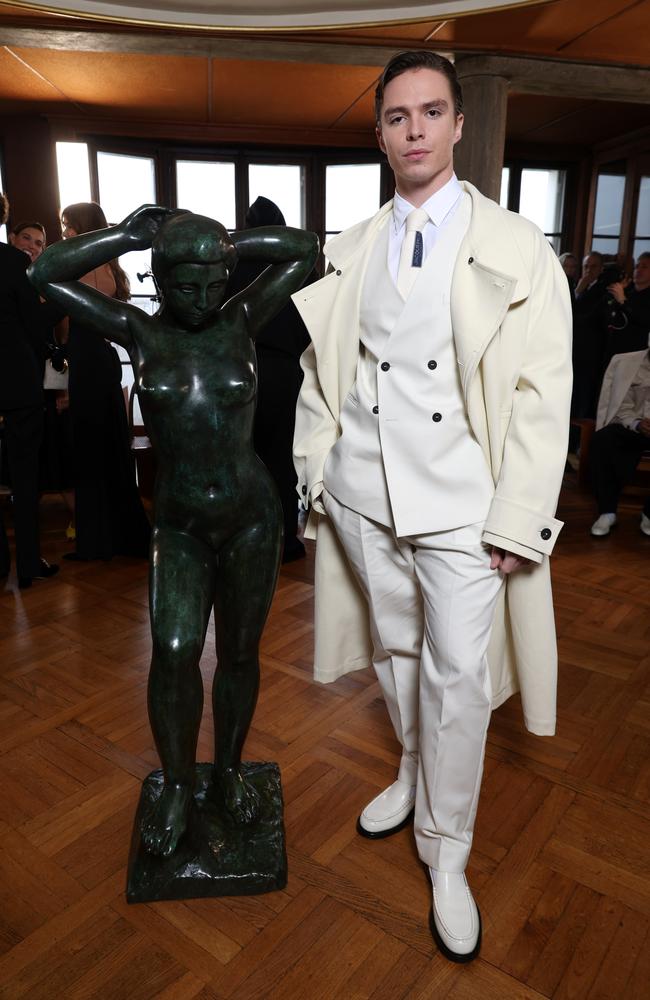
[606, 279, 630, 304]
[638, 418, 650, 438]
[490, 547, 531, 575]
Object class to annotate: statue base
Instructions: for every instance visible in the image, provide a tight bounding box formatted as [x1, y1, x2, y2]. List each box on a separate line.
[126, 761, 287, 903]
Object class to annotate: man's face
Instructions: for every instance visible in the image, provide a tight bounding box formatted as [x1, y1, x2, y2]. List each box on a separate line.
[9, 226, 45, 261]
[633, 255, 650, 290]
[582, 254, 602, 284]
[376, 68, 463, 206]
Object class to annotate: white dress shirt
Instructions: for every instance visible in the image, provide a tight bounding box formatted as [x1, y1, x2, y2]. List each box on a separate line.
[387, 174, 463, 285]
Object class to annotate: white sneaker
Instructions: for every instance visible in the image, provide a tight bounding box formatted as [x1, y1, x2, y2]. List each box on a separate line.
[641, 513, 650, 537]
[591, 513, 617, 537]
[429, 869, 481, 963]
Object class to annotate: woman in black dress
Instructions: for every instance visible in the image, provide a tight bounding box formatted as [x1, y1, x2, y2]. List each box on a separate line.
[61, 202, 150, 560]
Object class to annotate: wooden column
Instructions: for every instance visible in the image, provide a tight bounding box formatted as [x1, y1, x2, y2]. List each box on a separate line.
[453, 69, 509, 202]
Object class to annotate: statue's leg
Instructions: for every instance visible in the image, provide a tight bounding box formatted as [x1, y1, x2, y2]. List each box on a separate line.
[141, 525, 215, 856]
[212, 515, 282, 824]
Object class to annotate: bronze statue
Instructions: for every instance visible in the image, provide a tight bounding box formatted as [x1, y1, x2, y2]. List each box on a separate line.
[31, 207, 318, 867]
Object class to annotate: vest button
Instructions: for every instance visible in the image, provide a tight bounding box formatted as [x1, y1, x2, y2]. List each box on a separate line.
[432, 412, 442, 422]
[468, 256, 474, 264]
[380, 361, 390, 372]
[427, 360, 437, 370]
[540, 527, 552, 540]
[301, 485, 307, 495]
[336, 269, 342, 276]
[372, 405, 379, 415]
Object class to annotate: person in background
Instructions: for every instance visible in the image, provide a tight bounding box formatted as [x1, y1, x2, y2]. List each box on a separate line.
[605, 252, 650, 360]
[559, 251, 579, 297]
[570, 251, 609, 442]
[0, 196, 60, 588]
[60, 201, 151, 561]
[590, 341, 650, 538]
[227, 196, 312, 562]
[9, 220, 46, 262]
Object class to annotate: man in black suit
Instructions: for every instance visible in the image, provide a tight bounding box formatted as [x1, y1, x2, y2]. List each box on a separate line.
[0, 194, 59, 588]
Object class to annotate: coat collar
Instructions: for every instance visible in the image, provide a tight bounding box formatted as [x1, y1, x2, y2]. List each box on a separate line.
[324, 201, 392, 270]
[325, 181, 531, 305]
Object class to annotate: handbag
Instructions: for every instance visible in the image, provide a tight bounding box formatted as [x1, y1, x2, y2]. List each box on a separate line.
[43, 358, 69, 390]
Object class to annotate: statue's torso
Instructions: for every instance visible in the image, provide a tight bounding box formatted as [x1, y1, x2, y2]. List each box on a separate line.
[129, 308, 277, 536]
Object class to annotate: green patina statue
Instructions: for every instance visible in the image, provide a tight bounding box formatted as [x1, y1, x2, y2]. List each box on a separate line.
[31, 207, 318, 874]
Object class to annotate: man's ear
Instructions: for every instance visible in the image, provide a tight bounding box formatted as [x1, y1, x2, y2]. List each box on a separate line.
[376, 126, 386, 154]
[453, 113, 464, 146]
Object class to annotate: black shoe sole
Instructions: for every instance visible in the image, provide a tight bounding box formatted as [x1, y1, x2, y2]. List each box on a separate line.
[356, 807, 414, 839]
[429, 905, 482, 964]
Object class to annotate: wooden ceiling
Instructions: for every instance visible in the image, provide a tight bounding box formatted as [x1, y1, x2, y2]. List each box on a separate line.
[0, 0, 649, 148]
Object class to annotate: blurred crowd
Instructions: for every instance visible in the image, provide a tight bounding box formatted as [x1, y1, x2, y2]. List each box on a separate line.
[0, 193, 310, 590]
[560, 248, 650, 538]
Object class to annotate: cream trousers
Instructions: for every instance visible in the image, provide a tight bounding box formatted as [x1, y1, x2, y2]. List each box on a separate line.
[322, 489, 503, 872]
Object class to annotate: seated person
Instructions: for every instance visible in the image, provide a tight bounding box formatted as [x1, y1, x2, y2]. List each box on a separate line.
[590, 340, 650, 537]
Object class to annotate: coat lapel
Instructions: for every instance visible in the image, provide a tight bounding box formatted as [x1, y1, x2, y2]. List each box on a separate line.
[293, 204, 392, 419]
[451, 182, 531, 393]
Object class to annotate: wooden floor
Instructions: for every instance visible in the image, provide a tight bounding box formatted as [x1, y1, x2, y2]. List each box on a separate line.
[0, 470, 648, 999]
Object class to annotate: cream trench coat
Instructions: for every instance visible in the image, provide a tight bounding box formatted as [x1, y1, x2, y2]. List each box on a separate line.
[292, 181, 572, 736]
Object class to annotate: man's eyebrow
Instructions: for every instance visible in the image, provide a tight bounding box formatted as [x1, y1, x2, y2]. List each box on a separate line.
[383, 98, 449, 119]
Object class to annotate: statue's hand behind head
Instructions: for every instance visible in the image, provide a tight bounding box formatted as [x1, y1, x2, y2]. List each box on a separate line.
[122, 205, 179, 251]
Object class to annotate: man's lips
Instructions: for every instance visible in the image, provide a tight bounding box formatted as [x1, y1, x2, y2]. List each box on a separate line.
[404, 150, 429, 159]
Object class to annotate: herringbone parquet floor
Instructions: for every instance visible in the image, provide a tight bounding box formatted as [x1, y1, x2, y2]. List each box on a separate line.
[0, 469, 648, 999]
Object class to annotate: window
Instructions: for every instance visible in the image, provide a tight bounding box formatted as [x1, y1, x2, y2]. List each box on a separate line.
[97, 151, 157, 298]
[502, 163, 568, 252]
[518, 168, 566, 252]
[632, 175, 650, 260]
[248, 163, 304, 228]
[499, 167, 510, 209]
[176, 159, 236, 228]
[325, 163, 381, 240]
[591, 163, 626, 256]
[0, 156, 6, 243]
[55, 141, 92, 215]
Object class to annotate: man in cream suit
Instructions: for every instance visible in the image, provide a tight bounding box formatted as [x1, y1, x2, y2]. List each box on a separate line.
[293, 51, 572, 962]
[590, 345, 650, 537]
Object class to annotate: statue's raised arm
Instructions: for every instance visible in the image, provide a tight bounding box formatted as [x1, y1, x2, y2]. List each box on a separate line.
[226, 225, 319, 338]
[29, 205, 176, 349]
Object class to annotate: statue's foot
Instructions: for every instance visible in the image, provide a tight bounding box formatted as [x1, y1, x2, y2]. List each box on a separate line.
[141, 782, 193, 856]
[215, 767, 260, 825]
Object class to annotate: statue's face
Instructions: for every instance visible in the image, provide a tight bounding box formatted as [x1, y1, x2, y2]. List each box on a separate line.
[163, 261, 228, 330]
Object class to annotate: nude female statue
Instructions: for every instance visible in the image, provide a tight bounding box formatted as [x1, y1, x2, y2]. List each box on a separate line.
[31, 206, 318, 857]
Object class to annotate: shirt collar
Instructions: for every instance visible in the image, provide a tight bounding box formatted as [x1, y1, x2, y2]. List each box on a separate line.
[392, 174, 462, 233]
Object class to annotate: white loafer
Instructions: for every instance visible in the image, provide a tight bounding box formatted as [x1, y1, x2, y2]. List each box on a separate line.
[429, 869, 481, 963]
[591, 513, 617, 537]
[357, 780, 416, 839]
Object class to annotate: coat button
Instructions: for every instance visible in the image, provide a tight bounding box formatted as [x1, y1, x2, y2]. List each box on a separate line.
[427, 360, 437, 370]
[540, 528, 552, 540]
[380, 361, 390, 372]
[301, 485, 307, 495]
[432, 412, 442, 422]
[336, 269, 342, 276]
[372, 405, 379, 415]
[468, 256, 474, 264]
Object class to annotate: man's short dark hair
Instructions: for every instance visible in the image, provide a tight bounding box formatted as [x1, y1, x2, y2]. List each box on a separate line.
[375, 51, 463, 127]
[638, 251, 650, 262]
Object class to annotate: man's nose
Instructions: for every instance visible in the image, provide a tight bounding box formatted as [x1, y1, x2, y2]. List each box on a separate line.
[407, 117, 425, 140]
